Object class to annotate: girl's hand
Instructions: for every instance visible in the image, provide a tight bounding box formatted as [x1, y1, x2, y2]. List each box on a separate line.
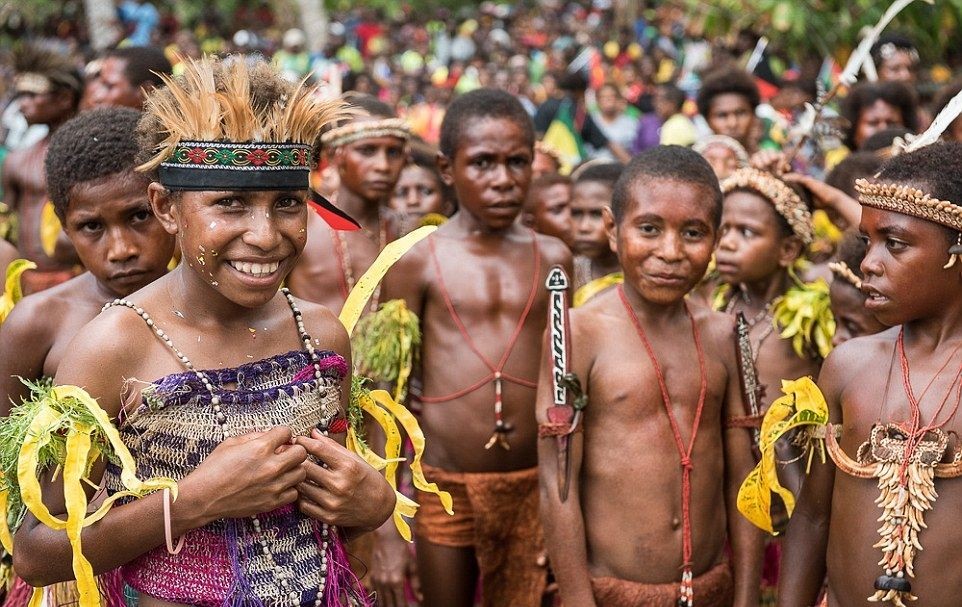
[180, 426, 308, 523]
[294, 429, 396, 531]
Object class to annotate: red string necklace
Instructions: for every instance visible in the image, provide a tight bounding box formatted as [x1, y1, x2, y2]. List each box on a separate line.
[895, 328, 962, 483]
[618, 285, 707, 607]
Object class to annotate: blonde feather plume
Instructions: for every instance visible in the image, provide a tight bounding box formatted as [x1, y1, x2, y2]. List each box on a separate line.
[137, 55, 347, 174]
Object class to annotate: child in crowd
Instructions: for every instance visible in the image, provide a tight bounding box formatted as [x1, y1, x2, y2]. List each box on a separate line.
[522, 172, 573, 247]
[570, 162, 624, 304]
[779, 142, 962, 607]
[539, 145, 762, 606]
[288, 95, 410, 312]
[374, 88, 571, 607]
[389, 141, 455, 235]
[828, 233, 887, 346]
[0, 107, 173, 414]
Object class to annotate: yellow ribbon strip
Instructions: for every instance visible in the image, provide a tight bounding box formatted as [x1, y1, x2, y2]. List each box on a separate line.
[39, 201, 61, 259]
[7, 386, 177, 607]
[737, 376, 829, 535]
[339, 225, 436, 336]
[0, 258, 37, 324]
[334, 224, 453, 540]
[573, 272, 623, 308]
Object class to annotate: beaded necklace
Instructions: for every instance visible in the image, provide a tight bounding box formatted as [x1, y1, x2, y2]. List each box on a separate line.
[103, 287, 334, 606]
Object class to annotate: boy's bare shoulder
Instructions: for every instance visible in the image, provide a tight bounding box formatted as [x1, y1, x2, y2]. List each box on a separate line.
[384, 232, 432, 285]
[570, 287, 622, 340]
[688, 299, 736, 354]
[821, 326, 898, 388]
[533, 232, 573, 267]
[2, 274, 100, 345]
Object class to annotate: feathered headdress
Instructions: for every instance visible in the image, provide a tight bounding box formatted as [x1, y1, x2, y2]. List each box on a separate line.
[137, 56, 360, 229]
[12, 44, 83, 96]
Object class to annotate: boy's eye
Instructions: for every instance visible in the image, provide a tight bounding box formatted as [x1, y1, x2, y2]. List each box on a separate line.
[508, 156, 530, 169]
[356, 145, 377, 156]
[740, 227, 754, 238]
[131, 209, 152, 223]
[419, 186, 435, 197]
[471, 158, 492, 170]
[80, 221, 103, 233]
[684, 228, 706, 239]
[638, 224, 658, 235]
[386, 147, 404, 159]
[886, 238, 906, 251]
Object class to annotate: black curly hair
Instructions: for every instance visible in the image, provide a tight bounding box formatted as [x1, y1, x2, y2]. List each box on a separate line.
[874, 141, 962, 245]
[438, 88, 534, 159]
[696, 67, 760, 118]
[45, 107, 145, 221]
[840, 81, 919, 150]
[611, 145, 722, 228]
[103, 46, 172, 89]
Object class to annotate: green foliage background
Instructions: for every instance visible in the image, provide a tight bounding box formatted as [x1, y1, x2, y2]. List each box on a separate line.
[685, 0, 962, 64]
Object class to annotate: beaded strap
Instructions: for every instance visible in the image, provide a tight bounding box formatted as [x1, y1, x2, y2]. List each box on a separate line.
[102, 287, 333, 606]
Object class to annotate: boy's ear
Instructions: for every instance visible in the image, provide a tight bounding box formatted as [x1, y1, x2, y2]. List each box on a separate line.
[778, 235, 804, 268]
[436, 151, 455, 187]
[148, 182, 180, 236]
[603, 206, 618, 255]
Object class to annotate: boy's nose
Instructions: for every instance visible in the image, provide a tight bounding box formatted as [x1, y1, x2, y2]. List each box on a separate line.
[106, 230, 139, 263]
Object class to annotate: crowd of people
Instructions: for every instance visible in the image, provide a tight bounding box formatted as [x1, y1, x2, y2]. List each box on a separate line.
[3, 2, 962, 607]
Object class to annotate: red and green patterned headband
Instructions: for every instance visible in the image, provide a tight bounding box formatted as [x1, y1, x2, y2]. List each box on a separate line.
[158, 141, 312, 191]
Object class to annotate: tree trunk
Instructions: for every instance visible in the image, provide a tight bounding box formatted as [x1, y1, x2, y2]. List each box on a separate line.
[295, 0, 328, 55]
[83, 0, 118, 51]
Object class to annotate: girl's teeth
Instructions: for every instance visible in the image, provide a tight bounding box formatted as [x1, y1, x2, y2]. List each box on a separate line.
[230, 261, 279, 276]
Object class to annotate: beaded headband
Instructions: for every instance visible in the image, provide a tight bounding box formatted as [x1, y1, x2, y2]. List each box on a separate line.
[693, 135, 749, 165]
[828, 261, 863, 290]
[158, 141, 312, 191]
[15, 73, 53, 95]
[721, 168, 814, 244]
[855, 179, 962, 232]
[321, 118, 411, 149]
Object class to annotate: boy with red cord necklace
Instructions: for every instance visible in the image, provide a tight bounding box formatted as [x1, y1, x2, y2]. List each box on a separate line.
[539, 146, 762, 607]
[374, 89, 571, 607]
[778, 142, 962, 607]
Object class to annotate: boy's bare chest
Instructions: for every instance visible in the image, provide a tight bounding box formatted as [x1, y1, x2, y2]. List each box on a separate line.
[426, 251, 544, 320]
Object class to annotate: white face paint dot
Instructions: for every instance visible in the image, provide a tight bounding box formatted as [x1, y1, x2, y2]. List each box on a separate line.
[209, 221, 217, 229]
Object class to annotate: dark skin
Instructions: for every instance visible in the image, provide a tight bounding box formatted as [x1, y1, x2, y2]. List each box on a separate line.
[371, 116, 572, 607]
[287, 132, 406, 312]
[2, 89, 78, 274]
[571, 180, 620, 289]
[13, 185, 395, 600]
[707, 94, 756, 152]
[540, 178, 761, 607]
[0, 171, 174, 413]
[523, 181, 573, 247]
[779, 205, 962, 607]
[84, 56, 147, 109]
[716, 190, 821, 497]
[829, 280, 887, 347]
[0, 239, 16, 272]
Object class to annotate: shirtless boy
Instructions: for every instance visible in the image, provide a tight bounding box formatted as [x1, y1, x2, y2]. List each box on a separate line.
[571, 163, 624, 305]
[539, 145, 761, 607]
[287, 95, 409, 312]
[0, 107, 173, 413]
[779, 142, 962, 607]
[2, 46, 84, 294]
[376, 88, 571, 607]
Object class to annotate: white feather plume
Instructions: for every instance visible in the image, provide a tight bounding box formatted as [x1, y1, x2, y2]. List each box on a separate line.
[838, 0, 930, 86]
[904, 87, 962, 153]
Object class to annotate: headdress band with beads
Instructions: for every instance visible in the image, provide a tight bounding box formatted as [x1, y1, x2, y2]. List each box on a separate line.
[321, 118, 411, 149]
[721, 167, 814, 244]
[828, 261, 863, 290]
[158, 141, 312, 191]
[855, 179, 962, 232]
